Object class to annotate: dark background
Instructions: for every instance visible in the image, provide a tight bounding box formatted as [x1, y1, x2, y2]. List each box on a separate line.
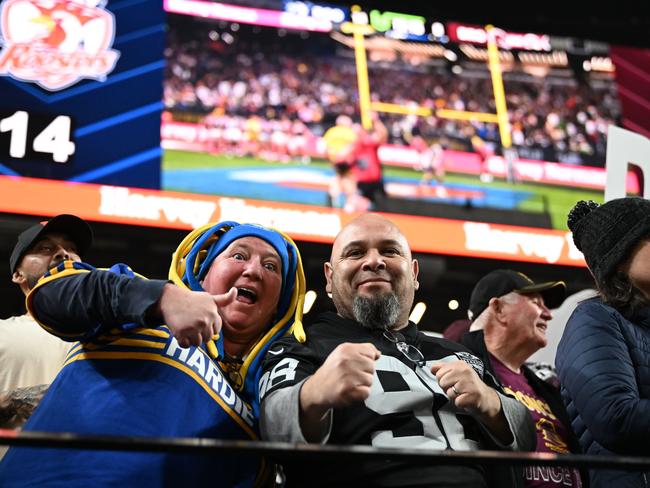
[331, 1, 650, 49]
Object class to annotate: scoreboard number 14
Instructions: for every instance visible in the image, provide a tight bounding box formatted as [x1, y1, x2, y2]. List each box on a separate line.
[0, 111, 75, 163]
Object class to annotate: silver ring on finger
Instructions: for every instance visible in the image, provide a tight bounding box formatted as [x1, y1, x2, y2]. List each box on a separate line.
[452, 385, 460, 396]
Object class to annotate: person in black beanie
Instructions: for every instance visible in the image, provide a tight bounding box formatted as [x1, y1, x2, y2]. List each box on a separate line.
[556, 197, 650, 488]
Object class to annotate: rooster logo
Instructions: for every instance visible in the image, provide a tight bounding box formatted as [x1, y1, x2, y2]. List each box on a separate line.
[0, 0, 120, 90]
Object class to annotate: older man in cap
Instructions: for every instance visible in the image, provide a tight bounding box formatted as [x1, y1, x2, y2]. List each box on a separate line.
[0, 215, 92, 430]
[461, 269, 584, 488]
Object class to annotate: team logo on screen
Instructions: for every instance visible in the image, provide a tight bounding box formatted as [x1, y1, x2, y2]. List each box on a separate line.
[0, 0, 120, 91]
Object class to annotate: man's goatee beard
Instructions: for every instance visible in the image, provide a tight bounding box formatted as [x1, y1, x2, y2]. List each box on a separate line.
[352, 292, 400, 330]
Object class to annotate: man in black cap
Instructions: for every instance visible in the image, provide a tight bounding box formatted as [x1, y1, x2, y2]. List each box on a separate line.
[9, 214, 92, 296]
[0, 215, 92, 431]
[460, 269, 584, 488]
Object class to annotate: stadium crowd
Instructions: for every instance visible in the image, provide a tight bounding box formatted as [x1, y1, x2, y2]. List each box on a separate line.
[1, 195, 650, 487]
[164, 19, 620, 166]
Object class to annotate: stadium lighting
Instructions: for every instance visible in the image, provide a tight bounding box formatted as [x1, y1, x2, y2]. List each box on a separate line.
[589, 56, 615, 72]
[409, 302, 427, 324]
[350, 6, 369, 25]
[303, 290, 317, 314]
[443, 49, 457, 62]
[431, 22, 445, 38]
[448, 299, 459, 311]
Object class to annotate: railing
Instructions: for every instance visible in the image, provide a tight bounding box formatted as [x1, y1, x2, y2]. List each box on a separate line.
[1, 429, 649, 471]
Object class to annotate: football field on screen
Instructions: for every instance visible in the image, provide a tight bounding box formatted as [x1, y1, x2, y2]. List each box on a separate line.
[162, 149, 603, 230]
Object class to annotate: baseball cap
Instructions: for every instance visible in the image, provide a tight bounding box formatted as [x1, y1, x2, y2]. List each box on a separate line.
[10, 214, 93, 274]
[468, 269, 565, 321]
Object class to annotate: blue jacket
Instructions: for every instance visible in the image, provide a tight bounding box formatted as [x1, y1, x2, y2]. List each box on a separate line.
[556, 297, 650, 488]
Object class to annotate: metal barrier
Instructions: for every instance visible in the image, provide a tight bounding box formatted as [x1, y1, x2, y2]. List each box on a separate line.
[1, 429, 649, 471]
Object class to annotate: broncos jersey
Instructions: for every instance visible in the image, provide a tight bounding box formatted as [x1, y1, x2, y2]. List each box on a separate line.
[259, 312, 522, 488]
[0, 262, 262, 487]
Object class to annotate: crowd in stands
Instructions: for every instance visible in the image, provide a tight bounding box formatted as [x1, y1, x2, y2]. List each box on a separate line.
[1, 197, 650, 487]
[164, 19, 621, 166]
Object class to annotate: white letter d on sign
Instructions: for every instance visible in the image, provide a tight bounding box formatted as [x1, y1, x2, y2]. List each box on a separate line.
[605, 125, 650, 202]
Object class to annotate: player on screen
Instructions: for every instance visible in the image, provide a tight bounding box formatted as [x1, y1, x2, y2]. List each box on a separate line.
[322, 114, 358, 209]
[348, 114, 388, 211]
[412, 134, 448, 198]
[471, 130, 494, 183]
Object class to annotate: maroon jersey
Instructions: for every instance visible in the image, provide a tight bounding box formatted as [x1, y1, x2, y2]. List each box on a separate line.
[490, 355, 582, 488]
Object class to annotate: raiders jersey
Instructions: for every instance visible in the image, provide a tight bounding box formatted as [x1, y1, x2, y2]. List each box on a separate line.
[259, 312, 515, 488]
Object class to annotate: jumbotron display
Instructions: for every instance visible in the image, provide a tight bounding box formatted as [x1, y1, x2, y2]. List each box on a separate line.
[0, 0, 643, 266]
[161, 0, 631, 230]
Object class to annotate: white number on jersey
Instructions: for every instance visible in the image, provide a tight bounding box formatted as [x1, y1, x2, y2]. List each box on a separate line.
[364, 355, 480, 451]
[259, 357, 299, 399]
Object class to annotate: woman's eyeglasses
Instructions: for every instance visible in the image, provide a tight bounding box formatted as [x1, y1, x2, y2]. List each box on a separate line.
[382, 330, 425, 366]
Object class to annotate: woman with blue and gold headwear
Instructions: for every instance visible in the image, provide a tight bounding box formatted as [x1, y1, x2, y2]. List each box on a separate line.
[0, 220, 306, 487]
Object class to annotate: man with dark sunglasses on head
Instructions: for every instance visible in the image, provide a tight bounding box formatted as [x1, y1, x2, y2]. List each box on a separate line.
[259, 213, 534, 487]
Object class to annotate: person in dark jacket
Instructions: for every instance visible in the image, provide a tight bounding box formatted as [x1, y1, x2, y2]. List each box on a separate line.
[557, 198, 650, 488]
[462, 269, 584, 488]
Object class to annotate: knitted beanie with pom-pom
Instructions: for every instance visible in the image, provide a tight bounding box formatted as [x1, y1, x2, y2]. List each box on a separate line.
[567, 197, 650, 285]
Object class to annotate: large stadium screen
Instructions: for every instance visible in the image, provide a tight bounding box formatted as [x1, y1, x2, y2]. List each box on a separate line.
[160, 0, 636, 232]
[0, 0, 641, 267]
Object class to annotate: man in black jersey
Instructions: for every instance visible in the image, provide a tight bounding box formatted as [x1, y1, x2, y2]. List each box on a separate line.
[259, 214, 534, 487]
